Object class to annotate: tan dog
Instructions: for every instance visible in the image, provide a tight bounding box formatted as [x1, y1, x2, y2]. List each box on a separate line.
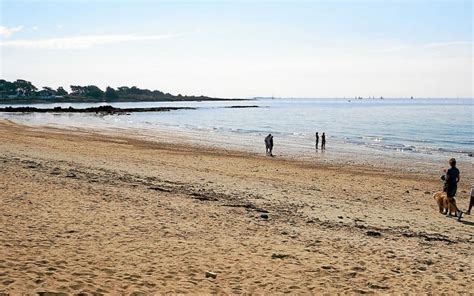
[433, 191, 457, 215]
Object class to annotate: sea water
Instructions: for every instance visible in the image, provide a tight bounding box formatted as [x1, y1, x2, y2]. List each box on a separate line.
[1, 98, 473, 171]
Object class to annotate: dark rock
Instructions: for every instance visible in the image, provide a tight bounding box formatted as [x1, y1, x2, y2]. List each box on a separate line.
[352, 289, 369, 294]
[366, 231, 382, 237]
[271, 253, 290, 259]
[225, 105, 259, 109]
[260, 214, 269, 219]
[0, 105, 197, 114]
[205, 271, 217, 279]
[321, 265, 333, 270]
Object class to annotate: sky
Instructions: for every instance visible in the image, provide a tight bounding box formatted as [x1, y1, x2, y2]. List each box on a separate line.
[0, 0, 472, 98]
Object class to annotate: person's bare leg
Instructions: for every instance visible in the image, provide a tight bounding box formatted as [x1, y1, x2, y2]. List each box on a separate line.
[467, 196, 473, 214]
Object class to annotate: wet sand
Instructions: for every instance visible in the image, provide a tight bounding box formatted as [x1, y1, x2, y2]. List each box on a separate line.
[0, 120, 472, 294]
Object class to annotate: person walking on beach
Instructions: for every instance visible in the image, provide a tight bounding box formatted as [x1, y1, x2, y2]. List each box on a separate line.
[315, 132, 319, 149]
[265, 134, 274, 156]
[321, 132, 326, 150]
[466, 182, 473, 215]
[442, 158, 463, 220]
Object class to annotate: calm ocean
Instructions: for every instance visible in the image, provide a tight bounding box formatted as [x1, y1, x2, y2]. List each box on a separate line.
[1, 98, 473, 169]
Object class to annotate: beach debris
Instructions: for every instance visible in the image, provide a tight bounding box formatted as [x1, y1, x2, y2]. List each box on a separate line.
[205, 271, 217, 279]
[405, 190, 410, 193]
[271, 253, 290, 259]
[37, 292, 68, 296]
[222, 203, 268, 213]
[420, 259, 433, 266]
[366, 231, 382, 237]
[50, 167, 61, 175]
[424, 191, 431, 194]
[352, 266, 366, 272]
[191, 192, 218, 201]
[260, 213, 269, 219]
[65, 171, 77, 178]
[367, 283, 389, 290]
[149, 186, 171, 193]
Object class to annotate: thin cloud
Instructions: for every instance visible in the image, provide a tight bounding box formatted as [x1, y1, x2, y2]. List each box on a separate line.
[372, 40, 472, 53]
[0, 33, 178, 50]
[423, 41, 472, 49]
[0, 25, 24, 38]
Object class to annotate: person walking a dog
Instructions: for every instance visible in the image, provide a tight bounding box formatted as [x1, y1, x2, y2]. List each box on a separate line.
[442, 158, 463, 220]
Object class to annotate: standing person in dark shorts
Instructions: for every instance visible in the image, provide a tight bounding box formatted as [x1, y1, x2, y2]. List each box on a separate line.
[315, 132, 319, 149]
[321, 132, 326, 150]
[269, 134, 274, 156]
[443, 158, 463, 220]
[264, 134, 274, 156]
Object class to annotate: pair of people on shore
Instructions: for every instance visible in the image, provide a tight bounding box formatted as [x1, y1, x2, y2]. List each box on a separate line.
[264, 134, 274, 156]
[441, 158, 463, 220]
[315, 132, 326, 150]
[265, 132, 327, 156]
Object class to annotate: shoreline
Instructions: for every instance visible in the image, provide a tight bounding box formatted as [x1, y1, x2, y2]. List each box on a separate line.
[5, 117, 472, 179]
[1, 120, 472, 294]
[0, 97, 248, 105]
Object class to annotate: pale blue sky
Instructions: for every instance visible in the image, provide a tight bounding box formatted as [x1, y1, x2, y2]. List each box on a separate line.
[0, 0, 472, 98]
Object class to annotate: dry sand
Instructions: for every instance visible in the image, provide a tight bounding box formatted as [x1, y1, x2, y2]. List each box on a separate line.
[0, 119, 472, 294]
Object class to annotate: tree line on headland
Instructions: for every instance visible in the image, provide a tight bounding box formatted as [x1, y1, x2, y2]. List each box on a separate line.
[0, 79, 228, 103]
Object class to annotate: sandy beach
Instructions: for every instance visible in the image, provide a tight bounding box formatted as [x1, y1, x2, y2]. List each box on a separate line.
[0, 119, 472, 294]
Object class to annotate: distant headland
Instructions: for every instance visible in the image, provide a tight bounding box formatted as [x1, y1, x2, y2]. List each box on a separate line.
[0, 79, 241, 104]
